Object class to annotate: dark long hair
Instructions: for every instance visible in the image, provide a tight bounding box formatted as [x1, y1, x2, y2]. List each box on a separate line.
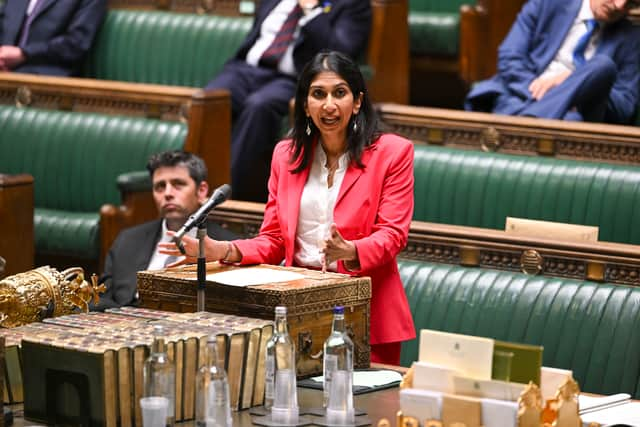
[289, 51, 381, 173]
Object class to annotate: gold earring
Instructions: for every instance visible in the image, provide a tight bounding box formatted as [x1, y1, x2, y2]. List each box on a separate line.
[306, 118, 311, 136]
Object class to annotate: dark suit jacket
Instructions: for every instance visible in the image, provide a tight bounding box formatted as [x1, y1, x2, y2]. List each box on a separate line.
[92, 219, 236, 311]
[466, 0, 640, 124]
[234, 0, 371, 71]
[0, 0, 107, 76]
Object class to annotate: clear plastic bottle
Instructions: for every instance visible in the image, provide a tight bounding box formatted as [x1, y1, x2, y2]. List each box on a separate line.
[323, 306, 354, 423]
[264, 306, 298, 423]
[195, 335, 232, 427]
[143, 324, 176, 427]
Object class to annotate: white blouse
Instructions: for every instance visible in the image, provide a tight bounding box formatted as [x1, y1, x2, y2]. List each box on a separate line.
[294, 143, 349, 271]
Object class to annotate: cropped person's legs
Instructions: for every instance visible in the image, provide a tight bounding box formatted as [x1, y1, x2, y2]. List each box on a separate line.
[230, 75, 297, 202]
[519, 55, 617, 121]
[204, 60, 268, 118]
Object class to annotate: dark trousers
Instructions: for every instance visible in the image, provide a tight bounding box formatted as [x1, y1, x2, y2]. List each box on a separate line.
[205, 60, 297, 202]
[493, 55, 617, 121]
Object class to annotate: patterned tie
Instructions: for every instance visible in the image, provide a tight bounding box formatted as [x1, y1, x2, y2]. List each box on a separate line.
[572, 19, 598, 67]
[259, 4, 304, 68]
[18, 0, 43, 48]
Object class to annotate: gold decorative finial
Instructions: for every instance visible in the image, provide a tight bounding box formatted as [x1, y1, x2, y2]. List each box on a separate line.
[0, 266, 106, 327]
[518, 381, 543, 427]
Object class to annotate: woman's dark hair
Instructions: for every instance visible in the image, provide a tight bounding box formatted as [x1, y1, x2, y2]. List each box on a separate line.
[289, 51, 381, 173]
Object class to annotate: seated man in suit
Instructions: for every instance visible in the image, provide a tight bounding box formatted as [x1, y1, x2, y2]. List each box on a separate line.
[465, 0, 640, 124]
[205, 0, 371, 202]
[92, 151, 236, 310]
[0, 0, 107, 76]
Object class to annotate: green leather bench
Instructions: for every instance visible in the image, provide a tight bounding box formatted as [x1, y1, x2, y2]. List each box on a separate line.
[410, 0, 465, 57]
[0, 105, 186, 264]
[413, 145, 640, 245]
[398, 259, 640, 398]
[83, 10, 252, 87]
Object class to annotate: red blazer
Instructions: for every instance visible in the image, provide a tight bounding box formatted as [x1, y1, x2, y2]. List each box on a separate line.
[234, 133, 416, 345]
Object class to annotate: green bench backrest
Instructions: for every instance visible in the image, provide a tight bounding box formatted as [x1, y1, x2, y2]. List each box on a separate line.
[0, 106, 187, 212]
[84, 10, 252, 87]
[409, 0, 470, 13]
[408, 0, 471, 56]
[398, 259, 640, 398]
[413, 145, 640, 245]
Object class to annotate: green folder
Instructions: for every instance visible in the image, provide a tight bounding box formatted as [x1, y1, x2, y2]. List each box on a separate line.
[492, 340, 543, 385]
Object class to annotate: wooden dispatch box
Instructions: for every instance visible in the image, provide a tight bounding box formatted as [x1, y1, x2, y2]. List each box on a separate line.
[137, 263, 371, 377]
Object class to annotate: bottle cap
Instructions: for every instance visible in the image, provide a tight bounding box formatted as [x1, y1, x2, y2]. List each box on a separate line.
[333, 306, 344, 314]
[275, 306, 287, 315]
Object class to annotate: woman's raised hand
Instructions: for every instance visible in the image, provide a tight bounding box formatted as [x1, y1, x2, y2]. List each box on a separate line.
[321, 223, 360, 272]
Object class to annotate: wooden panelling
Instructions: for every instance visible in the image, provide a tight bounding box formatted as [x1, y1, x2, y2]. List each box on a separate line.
[0, 174, 34, 277]
[209, 200, 640, 287]
[377, 103, 640, 165]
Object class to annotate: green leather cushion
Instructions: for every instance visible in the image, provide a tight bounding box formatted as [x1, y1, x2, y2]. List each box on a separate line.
[413, 145, 640, 245]
[0, 106, 187, 258]
[409, 0, 471, 56]
[409, 12, 459, 56]
[410, 0, 469, 13]
[84, 10, 252, 87]
[35, 210, 100, 259]
[398, 260, 640, 398]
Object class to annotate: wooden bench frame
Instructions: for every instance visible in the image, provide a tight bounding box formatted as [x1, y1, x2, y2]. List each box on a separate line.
[377, 103, 640, 165]
[410, 0, 525, 88]
[0, 174, 34, 278]
[209, 200, 640, 288]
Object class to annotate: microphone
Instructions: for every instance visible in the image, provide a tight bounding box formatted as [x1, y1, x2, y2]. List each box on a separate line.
[173, 184, 231, 244]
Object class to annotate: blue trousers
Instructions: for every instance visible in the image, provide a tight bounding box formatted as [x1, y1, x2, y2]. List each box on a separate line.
[467, 55, 617, 122]
[205, 60, 297, 202]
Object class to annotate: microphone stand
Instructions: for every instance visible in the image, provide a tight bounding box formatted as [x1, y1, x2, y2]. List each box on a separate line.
[196, 217, 208, 312]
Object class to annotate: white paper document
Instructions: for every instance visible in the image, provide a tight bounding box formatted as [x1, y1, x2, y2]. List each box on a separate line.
[578, 392, 631, 413]
[419, 329, 494, 380]
[400, 388, 442, 421]
[412, 361, 457, 393]
[205, 267, 305, 286]
[580, 401, 640, 425]
[481, 398, 518, 427]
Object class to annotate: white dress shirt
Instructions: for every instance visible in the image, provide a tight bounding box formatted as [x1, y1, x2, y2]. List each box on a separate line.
[294, 143, 349, 271]
[146, 219, 198, 270]
[246, 0, 323, 75]
[539, 0, 600, 79]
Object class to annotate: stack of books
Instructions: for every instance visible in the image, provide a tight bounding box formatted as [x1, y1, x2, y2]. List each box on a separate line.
[1, 308, 273, 427]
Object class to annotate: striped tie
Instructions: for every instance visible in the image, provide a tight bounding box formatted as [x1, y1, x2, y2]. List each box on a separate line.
[259, 4, 303, 68]
[18, 0, 44, 47]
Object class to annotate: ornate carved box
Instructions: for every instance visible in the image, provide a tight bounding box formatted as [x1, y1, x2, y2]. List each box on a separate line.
[137, 263, 371, 377]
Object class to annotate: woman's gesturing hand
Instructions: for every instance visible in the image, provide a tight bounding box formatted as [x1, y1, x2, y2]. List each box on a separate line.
[321, 223, 360, 272]
[158, 231, 237, 267]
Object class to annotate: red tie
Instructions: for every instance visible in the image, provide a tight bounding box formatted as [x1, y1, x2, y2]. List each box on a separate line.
[259, 4, 303, 68]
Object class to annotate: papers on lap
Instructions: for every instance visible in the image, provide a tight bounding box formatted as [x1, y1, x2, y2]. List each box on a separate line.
[204, 266, 306, 286]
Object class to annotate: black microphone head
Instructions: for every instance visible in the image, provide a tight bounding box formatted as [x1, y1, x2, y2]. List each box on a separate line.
[212, 183, 232, 203]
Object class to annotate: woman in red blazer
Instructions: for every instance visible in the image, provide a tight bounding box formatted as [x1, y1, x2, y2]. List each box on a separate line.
[163, 51, 415, 364]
